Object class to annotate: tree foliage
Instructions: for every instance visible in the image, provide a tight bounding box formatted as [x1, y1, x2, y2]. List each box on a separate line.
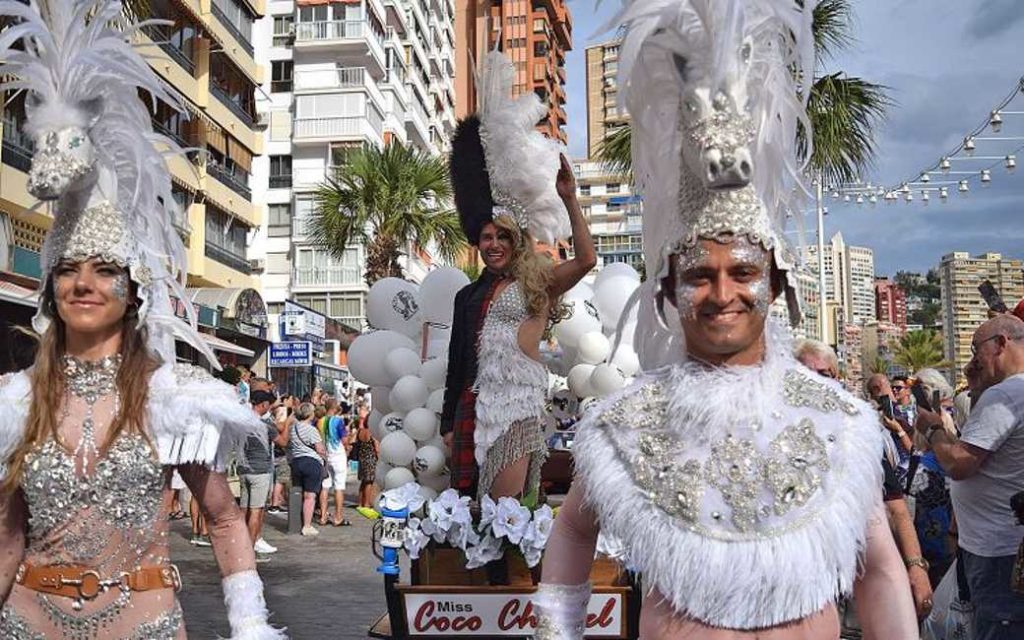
[892, 330, 950, 372]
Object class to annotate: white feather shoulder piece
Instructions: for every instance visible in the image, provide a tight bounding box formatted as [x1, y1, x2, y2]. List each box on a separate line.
[148, 363, 263, 470]
[0, 370, 31, 480]
[572, 348, 883, 629]
[477, 51, 571, 245]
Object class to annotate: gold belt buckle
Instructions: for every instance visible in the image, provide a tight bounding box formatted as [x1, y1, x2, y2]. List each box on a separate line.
[62, 570, 103, 600]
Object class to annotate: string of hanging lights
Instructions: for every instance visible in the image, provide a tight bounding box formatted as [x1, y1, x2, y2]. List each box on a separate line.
[825, 75, 1024, 206]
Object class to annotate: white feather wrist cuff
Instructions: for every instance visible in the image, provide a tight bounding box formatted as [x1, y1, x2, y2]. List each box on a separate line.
[533, 582, 592, 640]
[222, 570, 287, 639]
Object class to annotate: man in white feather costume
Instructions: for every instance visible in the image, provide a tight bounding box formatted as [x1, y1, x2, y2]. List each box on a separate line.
[532, 0, 918, 638]
[0, 1, 284, 637]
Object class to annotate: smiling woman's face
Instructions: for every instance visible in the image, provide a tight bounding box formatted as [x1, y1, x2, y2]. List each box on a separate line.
[52, 258, 130, 336]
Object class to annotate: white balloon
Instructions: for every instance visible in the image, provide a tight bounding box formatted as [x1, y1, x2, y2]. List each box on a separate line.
[423, 436, 446, 454]
[412, 445, 446, 475]
[420, 267, 471, 325]
[374, 460, 393, 488]
[389, 375, 430, 412]
[417, 486, 439, 503]
[370, 385, 393, 415]
[553, 298, 602, 349]
[594, 275, 641, 331]
[384, 348, 421, 381]
[420, 358, 447, 390]
[610, 346, 641, 377]
[426, 388, 445, 414]
[348, 331, 416, 387]
[420, 472, 451, 492]
[591, 363, 626, 396]
[565, 281, 594, 302]
[403, 407, 439, 441]
[367, 409, 384, 433]
[567, 364, 596, 398]
[380, 431, 418, 467]
[367, 278, 422, 337]
[384, 466, 417, 490]
[594, 262, 640, 289]
[379, 412, 406, 436]
[577, 331, 611, 365]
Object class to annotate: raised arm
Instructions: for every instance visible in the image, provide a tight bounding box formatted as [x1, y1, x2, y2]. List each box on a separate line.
[534, 483, 601, 639]
[853, 504, 918, 640]
[0, 488, 26, 605]
[549, 155, 597, 298]
[178, 464, 285, 639]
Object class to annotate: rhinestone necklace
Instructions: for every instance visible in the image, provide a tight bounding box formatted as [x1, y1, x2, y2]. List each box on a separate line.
[62, 354, 121, 458]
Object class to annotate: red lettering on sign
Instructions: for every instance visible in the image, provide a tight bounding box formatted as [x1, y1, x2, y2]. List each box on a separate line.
[498, 599, 538, 630]
[413, 601, 483, 633]
[586, 598, 616, 629]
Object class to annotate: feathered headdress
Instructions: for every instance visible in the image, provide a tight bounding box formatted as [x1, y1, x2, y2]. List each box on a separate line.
[0, 0, 218, 366]
[450, 50, 571, 246]
[610, 0, 817, 368]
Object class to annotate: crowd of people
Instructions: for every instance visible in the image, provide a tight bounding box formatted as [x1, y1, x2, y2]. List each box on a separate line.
[171, 372, 381, 561]
[794, 309, 1024, 638]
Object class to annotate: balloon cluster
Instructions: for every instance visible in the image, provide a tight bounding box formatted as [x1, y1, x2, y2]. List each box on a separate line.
[347, 268, 470, 498]
[548, 263, 642, 401]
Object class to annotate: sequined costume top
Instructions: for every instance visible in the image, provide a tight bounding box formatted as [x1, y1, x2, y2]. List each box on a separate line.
[472, 281, 548, 466]
[570, 327, 884, 629]
[0, 358, 264, 640]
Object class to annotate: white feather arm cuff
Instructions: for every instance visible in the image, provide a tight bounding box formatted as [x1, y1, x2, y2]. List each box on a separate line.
[222, 570, 287, 639]
[532, 581, 592, 640]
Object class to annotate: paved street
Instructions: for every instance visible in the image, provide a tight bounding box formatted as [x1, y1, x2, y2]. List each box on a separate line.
[171, 489, 389, 639]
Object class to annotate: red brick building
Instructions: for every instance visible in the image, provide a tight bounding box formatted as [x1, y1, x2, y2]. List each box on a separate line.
[875, 277, 908, 331]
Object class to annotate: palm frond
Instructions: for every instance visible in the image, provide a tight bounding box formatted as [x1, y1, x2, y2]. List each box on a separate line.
[811, 0, 854, 62]
[892, 330, 951, 372]
[594, 125, 633, 177]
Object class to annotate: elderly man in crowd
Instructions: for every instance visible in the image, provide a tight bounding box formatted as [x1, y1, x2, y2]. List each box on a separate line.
[795, 338, 839, 379]
[918, 314, 1024, 640]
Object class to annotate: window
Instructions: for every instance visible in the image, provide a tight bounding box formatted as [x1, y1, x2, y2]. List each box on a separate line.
[533, 41, 548, 57]
[271, 61, 293, 93]
[211, 0, 254, 51]
[267, 203, 291, 236]
[204, 205, 249, 272]
[210, 54, 257, 124]
[579, 184, 591, 196]
[533, 18, 546, 32]
[329, 143, 359, 168]
[269, 155, 292, 188]
[607, 183, 621, 194]
[272, 15, 294, 47]
[330, 294, 363, 321]
[267, 302, 285, 316]
[266, 252, 290, 272]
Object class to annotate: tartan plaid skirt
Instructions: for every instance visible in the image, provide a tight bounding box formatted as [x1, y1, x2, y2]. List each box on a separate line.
[449, 387, 479, 495]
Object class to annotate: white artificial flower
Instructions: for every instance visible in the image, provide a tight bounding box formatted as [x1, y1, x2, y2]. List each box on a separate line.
[530, 505, 555, 546]
[428, 489, 471, 533]
[491, 497, 531, 545]
[419, 515, 447, 543]
[521, 543, 543, 568]
[381, 482, 426, 513]
[479, 494, 497, 529]
[447, 521, 481, 550]
[404, 518, 430, 559]
[465, 535, 505, 570]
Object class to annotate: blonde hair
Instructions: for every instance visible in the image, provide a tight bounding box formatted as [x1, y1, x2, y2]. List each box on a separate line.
[3, 281, 158, 495]
[492, 214, 555, 318]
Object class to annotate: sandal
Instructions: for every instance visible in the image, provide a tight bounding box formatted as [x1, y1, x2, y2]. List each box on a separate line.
[168, 510, 185, 520]
[333, 519, 351, 527]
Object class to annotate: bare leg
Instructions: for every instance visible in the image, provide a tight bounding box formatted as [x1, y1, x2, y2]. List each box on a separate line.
[488, 456, 531, 500]
[271, 483, 284, 509]
[318, 488, 328, 525]
[245, 507, 265, 543]
[333, 489, 345, 524]
[302, 492, 315, 529]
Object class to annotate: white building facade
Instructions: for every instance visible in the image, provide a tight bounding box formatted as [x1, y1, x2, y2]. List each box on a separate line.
[249, 0, 457, 335]
[572, 159, 643, 273]
[805, 231, 875, 345]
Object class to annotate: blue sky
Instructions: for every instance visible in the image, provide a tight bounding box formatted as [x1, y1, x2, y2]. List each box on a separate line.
[562, 0, 1024, 276]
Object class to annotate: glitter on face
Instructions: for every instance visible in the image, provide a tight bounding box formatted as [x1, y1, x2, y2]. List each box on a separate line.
[728, 239, 772, 317]
[111, 273, 129, 302]
[672, 244, 710, 321]
[671, 238, 773, 321]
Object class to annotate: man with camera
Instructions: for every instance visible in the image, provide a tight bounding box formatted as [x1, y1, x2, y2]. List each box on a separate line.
[917, 314, 1024, 640]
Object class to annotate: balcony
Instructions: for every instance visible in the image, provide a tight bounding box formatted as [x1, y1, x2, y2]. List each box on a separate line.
[207, 161, 252, 200]
[156, 41, 196, 75]
[295, 20, 387, 74]
[211, 2, 255, 57]
[2, 118, 33, 173]
[293, 265, 362, 288]
[293, 116, 384, 145]
[269, 173, 292, 189]
[205, 242, 252, 274]
[211, 83, 255, 128]
[405, 99, 430, 147]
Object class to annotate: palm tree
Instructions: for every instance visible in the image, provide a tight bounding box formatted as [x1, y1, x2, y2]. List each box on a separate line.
[892, 330, 950, 373]
[595, 0, 891, 187]
[866, 354, 890, 376]
[309, 141, 466, 286]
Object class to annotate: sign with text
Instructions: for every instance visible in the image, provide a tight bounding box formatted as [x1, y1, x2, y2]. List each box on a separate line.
[269, 341, 312, 367]
[401, 590, 625, 637]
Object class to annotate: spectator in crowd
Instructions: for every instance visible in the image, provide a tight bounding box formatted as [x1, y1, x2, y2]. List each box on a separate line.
[351, 419, 379, 508]
[289, 402, 328, 536]
[168, 470, 186, 520]
[794, 338, 839, 379]
[892, 374, 917, 426]
[918, 314, 1024, 639]
[908, 368, 957, 586]
[189, 494, 210, 547]
[240, 390, 287, 558]
[318, 400, 352, 526]
[236, 366, 251, 404]
[867, 373, 915, 484]
[269, 397, 296, 512]
[251, 376, 273, 394]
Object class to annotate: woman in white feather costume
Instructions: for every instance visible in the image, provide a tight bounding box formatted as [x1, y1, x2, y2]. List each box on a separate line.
[0, 1, 283, 637]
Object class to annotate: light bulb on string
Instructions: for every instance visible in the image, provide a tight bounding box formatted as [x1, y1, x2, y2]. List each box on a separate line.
[990, 111, 1003, 133]
[856, 194, 864, 204]
[920, 173, 930, 183]
[939, 186, 949, 200]
[843, 194, 851, 202]
[964, 136, 976, 156]
[940, 157, 951, 173]
[921, 190, 930, 204]
[869, 194, 878, 205]
[905, 191, 913, 203]
[958, 180, 969, 193]
[1007, 155, 1017, 173]
[981, 169, 992, 186]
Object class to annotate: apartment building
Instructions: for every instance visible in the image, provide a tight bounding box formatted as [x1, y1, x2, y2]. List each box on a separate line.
[584, 39, 627, 159]
[805, 231, 876, 344]
[0, 0, 269, 367]
[874, 276, 908, 331]
[572, 159, 641, 271]
[939, 251, 1024, 382]
[454, 0, 571, 142]
[250, 0, 457, 332]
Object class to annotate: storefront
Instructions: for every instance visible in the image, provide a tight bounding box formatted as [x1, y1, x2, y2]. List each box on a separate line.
[268, 299, 352, 398]
[187, 287, 270, 373]
[0, 277, 40, 374]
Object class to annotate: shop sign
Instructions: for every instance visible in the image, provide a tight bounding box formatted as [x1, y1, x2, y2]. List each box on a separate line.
[313, 364, 348, 382]
[401, 591, 625, 637]
[282, 300, 325, 351]
[269, 341, 312, 367]
[235, 289, 268, 329]
[236, 322, 263, 338]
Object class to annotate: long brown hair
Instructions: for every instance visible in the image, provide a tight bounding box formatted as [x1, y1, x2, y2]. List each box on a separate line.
[2, 280, 158, 494]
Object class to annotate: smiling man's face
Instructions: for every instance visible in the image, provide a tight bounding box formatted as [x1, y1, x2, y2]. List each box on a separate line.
[670, 237, 776, 364]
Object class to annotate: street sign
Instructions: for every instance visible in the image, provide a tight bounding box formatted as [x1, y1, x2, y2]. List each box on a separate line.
[269, 341, 312, 367]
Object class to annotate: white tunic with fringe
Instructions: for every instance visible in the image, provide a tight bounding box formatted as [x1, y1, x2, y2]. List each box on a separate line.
[473, 281, 548, 467]
[0, 362, 264, 479]
[572, 337, 884, 630]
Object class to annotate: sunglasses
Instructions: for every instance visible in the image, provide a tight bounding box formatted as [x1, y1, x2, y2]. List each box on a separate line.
[892, 385, 905, 391]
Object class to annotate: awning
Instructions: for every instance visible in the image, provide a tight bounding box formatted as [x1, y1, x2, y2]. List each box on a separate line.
[0, 280, 38, 307]
[200, 333, 255, 357]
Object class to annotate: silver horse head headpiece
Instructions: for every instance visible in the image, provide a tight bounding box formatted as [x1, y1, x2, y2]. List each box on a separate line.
[612, 0, 817, 368]
[0, 0, 218, 366]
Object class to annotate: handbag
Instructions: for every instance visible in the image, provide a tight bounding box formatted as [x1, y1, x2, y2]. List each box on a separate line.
[293, 423, 329, 480]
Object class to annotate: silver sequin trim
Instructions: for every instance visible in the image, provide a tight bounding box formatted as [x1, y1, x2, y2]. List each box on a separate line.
[62, 355, 120, 403]
[127, 602, 184, 640]
[782, 370, 860, 416]
[0, 605, 46, 640]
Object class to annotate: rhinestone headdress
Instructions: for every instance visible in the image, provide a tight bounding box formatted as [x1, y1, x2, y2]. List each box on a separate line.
[0, 0, 218, 366]
[609, 0, 817, 368]
[450, 50, 570, 246]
